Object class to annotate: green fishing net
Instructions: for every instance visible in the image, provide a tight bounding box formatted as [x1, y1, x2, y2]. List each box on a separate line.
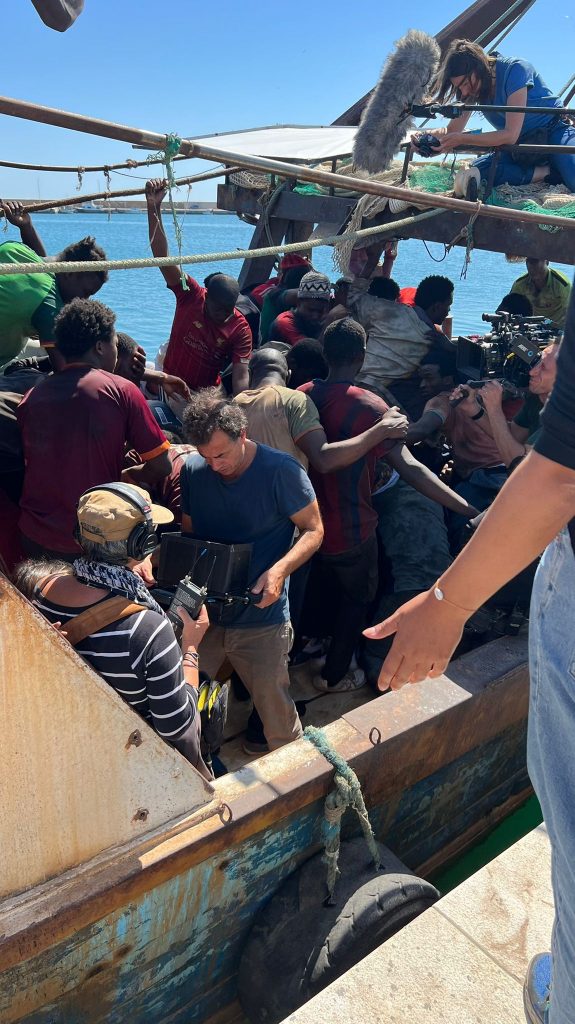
[409, 162, 575, 221]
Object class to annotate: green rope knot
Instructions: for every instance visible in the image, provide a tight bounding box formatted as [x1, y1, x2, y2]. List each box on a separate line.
[304, 725, 381, 905]
[163, 134, 182, 165]
[146, 133, 186, 288]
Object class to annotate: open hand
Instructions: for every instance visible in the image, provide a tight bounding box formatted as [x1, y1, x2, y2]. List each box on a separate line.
[159, 373, 192, 401]
[363, 589, 469, 691]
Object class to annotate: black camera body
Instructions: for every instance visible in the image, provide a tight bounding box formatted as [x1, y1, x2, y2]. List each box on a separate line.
[456, 312, 556, 392]
[414, 132, 441, 158]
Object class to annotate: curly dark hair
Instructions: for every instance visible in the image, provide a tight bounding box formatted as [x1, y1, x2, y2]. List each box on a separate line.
[368, 277, 400, 300]
[182, 387, 247, 446]
[285, 339, 328, 388]
[58, 236, 109, 285]
[414, 275, 454, 311]
[322, 317, 366, 368]
[54, 298, 116, 359]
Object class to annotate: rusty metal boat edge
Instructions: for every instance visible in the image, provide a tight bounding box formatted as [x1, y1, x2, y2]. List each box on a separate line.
[0, 574, 530, 1024]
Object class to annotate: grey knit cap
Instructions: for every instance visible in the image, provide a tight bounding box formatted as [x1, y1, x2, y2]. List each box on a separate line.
[297, 271, 332, 302]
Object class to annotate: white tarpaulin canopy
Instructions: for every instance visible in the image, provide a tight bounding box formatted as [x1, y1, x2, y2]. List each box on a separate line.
[187, 125, 358, 161]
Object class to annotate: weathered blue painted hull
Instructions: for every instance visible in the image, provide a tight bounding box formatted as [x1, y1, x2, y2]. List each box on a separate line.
[0, 634, 530, 1024]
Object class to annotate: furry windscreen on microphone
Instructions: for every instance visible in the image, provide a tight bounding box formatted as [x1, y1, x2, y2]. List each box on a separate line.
[353, 30, 441, 175]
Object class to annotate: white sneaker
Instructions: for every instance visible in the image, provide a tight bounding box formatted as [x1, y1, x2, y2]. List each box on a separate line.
[313, 668, 366, 693]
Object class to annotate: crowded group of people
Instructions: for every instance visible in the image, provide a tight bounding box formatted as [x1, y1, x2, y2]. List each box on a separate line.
[2, 33, 574, 1022]
[0, 173, 566, 777]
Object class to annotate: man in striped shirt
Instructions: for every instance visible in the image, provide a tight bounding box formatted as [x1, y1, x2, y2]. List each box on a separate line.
[27, 482, 211, 780]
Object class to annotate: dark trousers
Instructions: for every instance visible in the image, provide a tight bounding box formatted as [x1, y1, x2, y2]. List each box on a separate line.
[320, 535, 379, 685]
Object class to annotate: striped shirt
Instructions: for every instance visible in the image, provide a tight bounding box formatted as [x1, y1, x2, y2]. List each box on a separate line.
[35, 592, 201, 764]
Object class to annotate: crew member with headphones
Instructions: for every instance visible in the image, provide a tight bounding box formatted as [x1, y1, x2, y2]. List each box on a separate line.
[22, 482, 212, 780]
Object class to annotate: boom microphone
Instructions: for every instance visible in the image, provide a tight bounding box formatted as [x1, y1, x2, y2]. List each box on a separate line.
[353, 29, 441, 175]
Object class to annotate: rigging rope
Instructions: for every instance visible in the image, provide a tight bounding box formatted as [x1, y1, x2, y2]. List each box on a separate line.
[9, 166, 239, 214]
[0, 208, 444, 277]
[0, 153, 193, 174]
[304, 726, 381, 904]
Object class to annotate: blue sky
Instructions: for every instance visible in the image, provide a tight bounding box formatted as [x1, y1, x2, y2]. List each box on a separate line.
[1, 0, 573, 202]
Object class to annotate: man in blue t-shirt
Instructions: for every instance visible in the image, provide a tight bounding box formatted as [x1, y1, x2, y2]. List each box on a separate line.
[179, 389, 323, 754]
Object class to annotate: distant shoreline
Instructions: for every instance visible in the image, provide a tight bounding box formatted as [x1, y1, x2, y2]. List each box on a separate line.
[23, 206, 228, 215]
[27, 206, 228, 215]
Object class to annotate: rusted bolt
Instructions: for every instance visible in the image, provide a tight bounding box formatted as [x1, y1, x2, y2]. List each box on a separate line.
[132, 807, 149, 823]
[126, 729, 142, 749]
[369, 726, 382, 746]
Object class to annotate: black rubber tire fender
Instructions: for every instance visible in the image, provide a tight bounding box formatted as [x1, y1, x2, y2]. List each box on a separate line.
[237, 839, 439, 1024]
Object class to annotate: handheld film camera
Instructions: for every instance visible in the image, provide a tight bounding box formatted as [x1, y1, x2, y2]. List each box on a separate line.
[455, 312, 557, 395]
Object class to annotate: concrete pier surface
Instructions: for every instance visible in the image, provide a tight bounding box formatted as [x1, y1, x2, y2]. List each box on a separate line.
[283, 824, 553, 1024]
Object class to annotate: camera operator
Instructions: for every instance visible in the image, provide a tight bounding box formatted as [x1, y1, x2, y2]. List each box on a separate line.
[477, 342, 560, 471]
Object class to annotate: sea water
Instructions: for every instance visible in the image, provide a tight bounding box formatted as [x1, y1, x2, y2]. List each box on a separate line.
[10, 212, 572, 361]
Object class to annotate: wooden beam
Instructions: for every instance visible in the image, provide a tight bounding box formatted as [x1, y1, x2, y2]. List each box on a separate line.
[237, 215, 290, 291]
[217, 184, 356, 225]
[371, 205, 575, 264]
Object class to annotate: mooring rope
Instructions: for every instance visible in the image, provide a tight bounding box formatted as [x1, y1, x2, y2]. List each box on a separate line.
[0, 153, 193, 175]
[0, 207, 443, 277]
[304, 725, 381, 904]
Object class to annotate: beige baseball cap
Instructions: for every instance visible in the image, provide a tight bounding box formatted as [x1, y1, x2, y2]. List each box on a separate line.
[76, 483, 173, 545]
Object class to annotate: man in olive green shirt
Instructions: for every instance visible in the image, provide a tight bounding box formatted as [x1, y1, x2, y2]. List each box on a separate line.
[234, 346, 407, 471]
[511, 258, 570, 329]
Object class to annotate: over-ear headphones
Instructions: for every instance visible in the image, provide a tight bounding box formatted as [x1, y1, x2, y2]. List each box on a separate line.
[74, 483, 158, 561]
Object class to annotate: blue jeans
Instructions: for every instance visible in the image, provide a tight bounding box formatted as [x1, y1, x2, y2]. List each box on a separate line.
[474, 121, 575, 191]
[528, 529, 575, 1024]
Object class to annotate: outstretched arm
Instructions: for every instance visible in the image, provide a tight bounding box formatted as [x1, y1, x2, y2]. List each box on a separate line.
[386, 443, 478, 517]
[145, 179, 182, 289]
[364, 449, 575, 690]
[300, 407, 409, 474]
[1, 201, 46, 256]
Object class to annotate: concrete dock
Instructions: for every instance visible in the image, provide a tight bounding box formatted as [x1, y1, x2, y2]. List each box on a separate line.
[284, 824, 553, 1024]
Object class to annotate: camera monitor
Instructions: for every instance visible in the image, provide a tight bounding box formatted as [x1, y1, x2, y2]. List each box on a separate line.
[157, 533, 252, 597]
[456, 335, 486, 382]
